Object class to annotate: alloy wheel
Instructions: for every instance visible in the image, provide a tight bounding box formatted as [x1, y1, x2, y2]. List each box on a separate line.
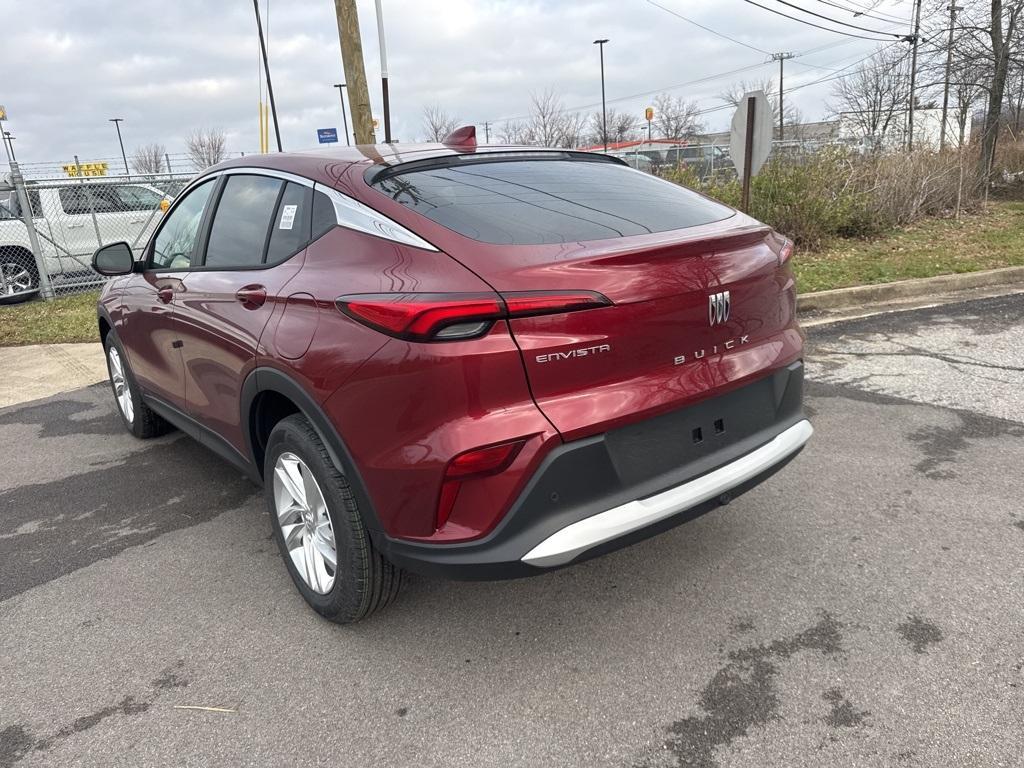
[1, 262, 34, 295]
[273, 452, 338, 594]
[107, 347, 134, 424]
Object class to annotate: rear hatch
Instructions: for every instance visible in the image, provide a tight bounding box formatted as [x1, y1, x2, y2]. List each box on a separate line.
[366, 153, 802, 440]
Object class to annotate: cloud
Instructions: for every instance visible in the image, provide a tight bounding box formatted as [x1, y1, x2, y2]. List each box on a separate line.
[0, 0, 907, 166]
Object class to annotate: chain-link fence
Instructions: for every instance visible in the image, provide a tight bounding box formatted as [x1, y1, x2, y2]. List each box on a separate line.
[0, 164, 195, 301]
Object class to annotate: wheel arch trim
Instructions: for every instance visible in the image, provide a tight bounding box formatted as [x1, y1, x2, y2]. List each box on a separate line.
[240, 366, 384, 533]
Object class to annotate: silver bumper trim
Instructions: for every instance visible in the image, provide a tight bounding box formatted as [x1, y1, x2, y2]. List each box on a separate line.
[520, 419, 813, 568]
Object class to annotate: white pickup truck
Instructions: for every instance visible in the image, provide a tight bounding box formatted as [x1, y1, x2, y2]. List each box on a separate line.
[0, 179, 173, 303]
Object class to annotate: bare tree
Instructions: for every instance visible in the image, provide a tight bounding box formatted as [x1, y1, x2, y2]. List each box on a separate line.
[131, 143, 167, 175]
[422, 105, 460, 142]
[588, 108, 640, 145]
[720, 77, 800, 128]
[186, 129, 227, 170]
[652, 93, 704, 139]
[828, 46, 911, 149]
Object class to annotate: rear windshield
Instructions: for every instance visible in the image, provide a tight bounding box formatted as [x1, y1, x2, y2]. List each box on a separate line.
[369, 157, 733, 245]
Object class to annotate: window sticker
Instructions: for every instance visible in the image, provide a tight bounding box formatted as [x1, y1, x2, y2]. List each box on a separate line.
[279, 204, 298, 230]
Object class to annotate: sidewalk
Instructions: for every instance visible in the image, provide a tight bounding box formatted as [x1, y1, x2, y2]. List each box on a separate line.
[0, 343, 107, 408]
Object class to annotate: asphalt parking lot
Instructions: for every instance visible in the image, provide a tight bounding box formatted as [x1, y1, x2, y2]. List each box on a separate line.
[1, 293, 1022, 768]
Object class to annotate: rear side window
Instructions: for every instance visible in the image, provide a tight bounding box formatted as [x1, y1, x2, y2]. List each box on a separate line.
[370, 158, 733, 245]
[204, 175, 282, 268]
[58, 186, 125, 215]
[265, 182, 312, 264]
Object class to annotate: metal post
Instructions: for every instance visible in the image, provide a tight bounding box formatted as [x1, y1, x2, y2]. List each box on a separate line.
[484, 121, 490, 144]
[374, 0, 392, 143]
[940, 4, 962, 150]
[907, 0, 923, 150]
[9, 161, 55, 300]
[253, 0, 283, 151]
[74, 155, 104, 250]
[165, 153, 173, 173]
[109, 118, 129, 178]
[741, 96, 756, 213]
[0, 117, 9, 163]
[333, 84, 351, 146]
[594, 39, 609, 152]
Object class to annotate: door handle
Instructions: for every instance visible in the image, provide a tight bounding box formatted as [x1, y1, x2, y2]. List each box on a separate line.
[235, 285, 267, 309]
[67, 222, 85, 229]
[157, 286, 174, 304]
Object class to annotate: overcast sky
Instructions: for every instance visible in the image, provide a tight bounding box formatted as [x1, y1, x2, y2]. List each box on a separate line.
[1, 0, 913, 168]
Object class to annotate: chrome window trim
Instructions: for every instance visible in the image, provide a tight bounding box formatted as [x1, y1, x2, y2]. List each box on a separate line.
[313, 182, 438, 251]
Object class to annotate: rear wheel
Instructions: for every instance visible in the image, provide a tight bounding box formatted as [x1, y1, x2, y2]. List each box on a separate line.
[264, 414, 403, 623]
[0, 255, 39, 305]
[104, 330, 172, 438]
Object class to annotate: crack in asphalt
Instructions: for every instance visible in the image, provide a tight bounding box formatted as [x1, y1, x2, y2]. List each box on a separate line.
[813, 346, 1024, 375]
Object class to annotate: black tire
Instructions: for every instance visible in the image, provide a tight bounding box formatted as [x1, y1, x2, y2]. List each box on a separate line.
[0, 253, 40, 305]
[103, 330, 172, 439]
[264, 414, 403, 623]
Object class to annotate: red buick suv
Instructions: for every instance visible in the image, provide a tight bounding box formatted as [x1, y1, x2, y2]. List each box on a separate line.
[93, 134, 811, 623]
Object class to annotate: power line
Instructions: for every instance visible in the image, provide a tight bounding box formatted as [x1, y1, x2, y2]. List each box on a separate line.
[813, 0, 908, 24]
[741, 0, 908, 40]
[763, 0, 909, 37]
[645, 0, 772, 55]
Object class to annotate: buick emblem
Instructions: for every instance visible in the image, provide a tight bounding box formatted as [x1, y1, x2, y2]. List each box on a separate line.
[708, 291, 730, 326]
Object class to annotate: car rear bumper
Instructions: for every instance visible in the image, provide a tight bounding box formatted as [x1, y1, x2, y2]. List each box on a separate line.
[377, 360, 808, 580]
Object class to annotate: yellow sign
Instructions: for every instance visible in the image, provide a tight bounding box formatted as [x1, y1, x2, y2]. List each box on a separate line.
[63, 162, 109, 177]
[645, 107, 654, 121]
[0, 105, 7, 121]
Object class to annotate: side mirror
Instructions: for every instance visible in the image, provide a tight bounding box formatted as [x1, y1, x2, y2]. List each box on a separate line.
[92, 242, 136, 276]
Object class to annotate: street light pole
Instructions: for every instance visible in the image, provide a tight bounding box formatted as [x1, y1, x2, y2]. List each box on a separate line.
[374, 0, 392, 143]
[333, 84, 351, 146]
[940, 4, 963, 151]
[593, 39, 609, 152]
[109, 118, 129, 178]
[253, 0, 283, 152]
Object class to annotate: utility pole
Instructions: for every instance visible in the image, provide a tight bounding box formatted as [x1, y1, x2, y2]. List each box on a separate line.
[373, 0, 392, 143]
[253, 0, 282, 152]
[594, 39, 609, 152]
[333, 0, 376, 145]
[109, 118, 129, 178]
[771, 52, 795, 141]
[940, 4, 963, 150]
[333, 84, 352, 146]
[907, 0, 923, 151]
[483, 121, 491, 144]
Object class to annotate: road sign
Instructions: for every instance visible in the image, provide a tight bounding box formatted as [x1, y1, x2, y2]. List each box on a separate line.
[317, 128, 339, 144]
[729, 90, 772, 181]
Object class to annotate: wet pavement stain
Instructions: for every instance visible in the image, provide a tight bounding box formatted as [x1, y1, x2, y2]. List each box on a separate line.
[897, 615, 944, 654]
[0, 384, 122, 438]
[0, 662, 191, 765]
[643, 612, 843, 768]
[822, 688, 869, 728]
[0, 440, 256, 601]
[905, 411, 1024, 480]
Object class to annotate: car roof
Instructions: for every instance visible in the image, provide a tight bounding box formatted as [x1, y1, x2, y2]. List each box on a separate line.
[211, 143, 611, 187]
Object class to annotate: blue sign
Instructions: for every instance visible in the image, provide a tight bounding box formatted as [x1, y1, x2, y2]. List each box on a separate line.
[317, 128, 339, 144]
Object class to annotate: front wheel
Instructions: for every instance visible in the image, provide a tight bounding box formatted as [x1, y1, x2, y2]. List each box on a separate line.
[0, 256, 39, 305]
[104, 330, 172, 438]
[264, 414, 403, 623]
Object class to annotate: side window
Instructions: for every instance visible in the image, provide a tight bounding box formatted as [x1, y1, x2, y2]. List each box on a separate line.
[0, 191, 42, 219]
[311, 190, 337, 240]
[114, 185, 165, 211]
[203, 175, 282, 268]
[151, 180, 215, 269]
[58, 185, 124, 215]
[265, 182, 312, 264]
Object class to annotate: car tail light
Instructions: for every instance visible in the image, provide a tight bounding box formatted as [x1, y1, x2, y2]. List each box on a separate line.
[778, 239, 794, 265]
[336, 291, 610, 342]
[436, 439, 526, 529]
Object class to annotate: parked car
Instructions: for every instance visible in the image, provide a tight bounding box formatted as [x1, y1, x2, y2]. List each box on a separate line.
[93, 136, 811, 623]
[0, 179, 170, 303]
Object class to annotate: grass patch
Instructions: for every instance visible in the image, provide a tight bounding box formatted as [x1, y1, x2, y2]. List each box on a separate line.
[795, 201, 1024, 293]
[0, 291, 100, 346]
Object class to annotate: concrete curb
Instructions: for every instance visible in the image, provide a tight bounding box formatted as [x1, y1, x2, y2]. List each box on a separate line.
[797, 266, 1024, 313]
